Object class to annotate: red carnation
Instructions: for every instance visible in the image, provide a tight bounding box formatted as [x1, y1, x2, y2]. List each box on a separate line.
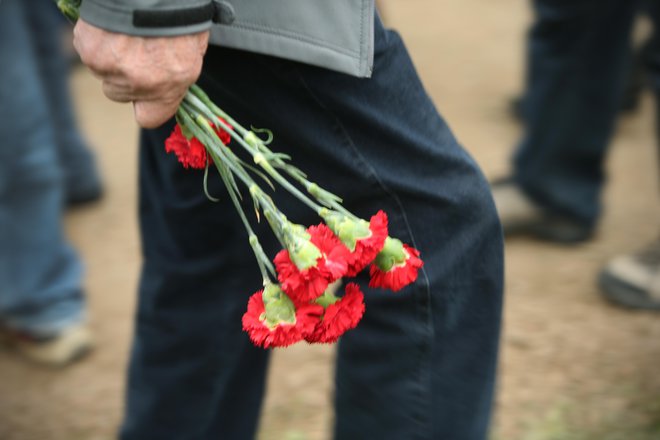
[275, 223, 350, 304]
[306, 283, 366, 344]
[241, 289, 322, 348]
[213, 117, 232, 145]
[164, 118, 231, 169]
[344, 211, 388, 277]
[165, 124, 209, 169]
[369, 243, 424, 291]
[308, 223, 350, 279]
[275, 250, 331, 304]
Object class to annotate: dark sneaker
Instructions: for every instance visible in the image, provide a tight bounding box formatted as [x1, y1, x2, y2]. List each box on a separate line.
[491, 180, 592, 244]
[598, 240, 660, 311]
[61, 150, 104, 208]
[65, 172, 104, 207]
[0, 323, 94, 367]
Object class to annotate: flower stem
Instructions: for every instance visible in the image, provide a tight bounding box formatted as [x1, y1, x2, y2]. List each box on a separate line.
[185, 89, 350, 215]
[177, 107, 278, 281]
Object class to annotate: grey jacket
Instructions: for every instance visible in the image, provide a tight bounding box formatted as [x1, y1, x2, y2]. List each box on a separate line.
[79, 0, 375, 77]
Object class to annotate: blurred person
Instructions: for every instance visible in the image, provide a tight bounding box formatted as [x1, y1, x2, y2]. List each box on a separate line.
[510, 0, 655, 122]
[35, 0, 104, 206]
[0, 0, 97, 366]
[492, 0, 660, 310]
[73, 1, 504, 439]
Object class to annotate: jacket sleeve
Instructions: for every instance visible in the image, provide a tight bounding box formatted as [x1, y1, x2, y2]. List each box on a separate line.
[79, 0, 217, 36]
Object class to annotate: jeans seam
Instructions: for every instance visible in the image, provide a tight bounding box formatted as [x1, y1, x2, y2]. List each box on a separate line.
[293, 68, 435, 438]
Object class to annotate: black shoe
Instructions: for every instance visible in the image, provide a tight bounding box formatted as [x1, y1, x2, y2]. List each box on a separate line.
[491, 180, 593, 244]
[65, 182, 104, 207]
[64, 169, 104, 208]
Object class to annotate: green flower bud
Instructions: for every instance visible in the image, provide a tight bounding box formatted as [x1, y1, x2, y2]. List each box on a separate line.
[261, 284, 296, 328]
[374, 237, 406, 272]
[315, 288, 341, 308]
[289, 235, 322, 270]
[322, 211, 371, 252]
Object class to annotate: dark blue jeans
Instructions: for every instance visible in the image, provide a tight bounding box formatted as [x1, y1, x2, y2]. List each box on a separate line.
[514, 0, 643, 228]
[122, 17, 503, 440]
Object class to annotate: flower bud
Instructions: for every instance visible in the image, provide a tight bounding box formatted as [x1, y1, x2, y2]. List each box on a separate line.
[261, 284, 296, 328]
[288, 234, 322, 271]
[374, 237, 406, 272]
[322, 211, 371, 252]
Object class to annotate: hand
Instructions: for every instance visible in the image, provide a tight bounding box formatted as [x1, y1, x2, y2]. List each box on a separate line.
[73, 19, 210, 128]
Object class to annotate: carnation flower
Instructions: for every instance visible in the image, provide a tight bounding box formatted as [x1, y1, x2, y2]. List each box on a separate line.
[306, 283, 365, 344]
[369, 238, 424, 291]
[165, 124, 209, 169]
[322, 210, 388, 277]
[241, 284, 322, 348]
[308, 223, 350, 279]
[165, 117, 231, 169]
[275, 223, 349, 304]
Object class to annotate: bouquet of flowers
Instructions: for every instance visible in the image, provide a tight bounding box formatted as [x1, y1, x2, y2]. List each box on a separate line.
[57, 0, 423, 348]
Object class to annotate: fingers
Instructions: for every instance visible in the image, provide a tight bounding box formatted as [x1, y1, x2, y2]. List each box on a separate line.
[73, 20, 121, 77]
[101, 79, 136, 103]
[133, 97, 183, 129]
[73, 18, 209, 128]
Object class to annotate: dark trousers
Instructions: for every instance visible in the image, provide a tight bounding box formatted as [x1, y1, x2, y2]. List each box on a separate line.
[121, 16, 503, 440]
[514, 0, 654, 228]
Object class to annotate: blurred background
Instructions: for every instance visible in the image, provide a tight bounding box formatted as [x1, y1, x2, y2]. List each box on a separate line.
[1, 1, 659, 439]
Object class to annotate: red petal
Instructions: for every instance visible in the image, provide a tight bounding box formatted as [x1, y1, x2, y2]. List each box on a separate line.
[274, 250, 331, 303]
[241, 290, 323, 348]
[345, 211, 389, 277]
[368, 244, 424, 291]
[164, 124, 210, 169]
[214, 117, 232, 145]
[305, 283, 366, 344]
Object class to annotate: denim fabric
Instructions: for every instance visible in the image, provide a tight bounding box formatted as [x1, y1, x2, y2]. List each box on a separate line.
[513, 0, 641, 227]
[0, 0, 85, 336]
[29, 0, 102, 201]
[644, 1, 660, 156]
[123, 16, 503, 440]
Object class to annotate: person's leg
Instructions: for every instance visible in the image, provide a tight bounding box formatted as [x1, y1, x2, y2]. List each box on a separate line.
[0, 0, 90, 364]
[121, 128, 271, 440]
[287, 29, 503, 440]
[26, 0, 103, 206]
[645, 0, 660, 124]
[598, 0, 660, 311]
[495, 0, 640, 241]
[122, 13, 502, 440]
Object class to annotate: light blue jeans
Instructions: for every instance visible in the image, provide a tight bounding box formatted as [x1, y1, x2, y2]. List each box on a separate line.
[0, 0, 85, 337]
[31, 0, 103, 200]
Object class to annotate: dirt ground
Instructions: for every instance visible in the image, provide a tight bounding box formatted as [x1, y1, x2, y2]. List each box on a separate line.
[2, 1, 660, 439]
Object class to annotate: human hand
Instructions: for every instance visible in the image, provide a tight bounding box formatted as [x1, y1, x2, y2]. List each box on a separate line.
[73, 19, 210, 128]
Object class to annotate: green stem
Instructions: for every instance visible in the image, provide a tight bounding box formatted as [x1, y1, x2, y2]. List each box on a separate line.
[186, 89, 353, 216]
[177, 107, 280, 279]
[184, 93, 326, 214]
[182, 96, 326, 215]
[178, 105, 292, 257]
[208, 149, 275, 282]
